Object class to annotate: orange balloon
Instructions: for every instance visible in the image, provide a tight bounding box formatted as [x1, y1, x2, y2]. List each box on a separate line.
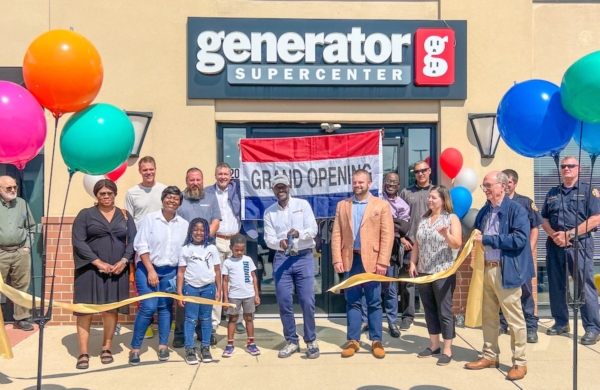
[23, 30, 103, 118]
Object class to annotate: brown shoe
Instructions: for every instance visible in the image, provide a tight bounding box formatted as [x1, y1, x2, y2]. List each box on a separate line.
[372, 341, 385, 359]
[341, 340, 360, 358]
[506, 365, 527, 381]
[464, 357, 499, 370]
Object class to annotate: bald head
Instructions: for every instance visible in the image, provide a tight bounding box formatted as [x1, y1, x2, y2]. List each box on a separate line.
[0, 176, 18, 202]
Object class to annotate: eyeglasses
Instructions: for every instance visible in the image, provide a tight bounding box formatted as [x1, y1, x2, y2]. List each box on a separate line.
[480, 182, 501, 190]
[1, 185, 18, 192]
[384, 180, 399, 185]
[98, 191, 115, 197]
[560, 164, 579, 170]
[413, 168, 430, 175]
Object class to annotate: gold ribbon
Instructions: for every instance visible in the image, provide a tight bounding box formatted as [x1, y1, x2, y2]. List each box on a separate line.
[0, 276, 233, 360]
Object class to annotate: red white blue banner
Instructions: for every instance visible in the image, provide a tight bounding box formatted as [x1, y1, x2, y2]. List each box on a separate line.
[240, 130, 382, 219]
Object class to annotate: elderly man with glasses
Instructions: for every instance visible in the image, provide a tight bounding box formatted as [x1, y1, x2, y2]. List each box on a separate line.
[465, 171, 533, 381]
[541, 156, 600, 345]
[0, 175, 36, 331]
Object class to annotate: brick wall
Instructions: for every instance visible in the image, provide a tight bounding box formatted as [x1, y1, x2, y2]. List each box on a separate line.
[40, 218, 536, 325]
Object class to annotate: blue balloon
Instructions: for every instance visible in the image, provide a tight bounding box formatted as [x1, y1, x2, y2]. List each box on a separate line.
[497, 79, 578, 158]
[450, 186, 472, 219]
[573, 122, 600, 156]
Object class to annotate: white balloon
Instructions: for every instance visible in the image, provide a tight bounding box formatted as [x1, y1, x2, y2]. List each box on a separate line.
[454, 168, 479, 193]
[461, 208, 480, 237]
[83, 174, 105, 199]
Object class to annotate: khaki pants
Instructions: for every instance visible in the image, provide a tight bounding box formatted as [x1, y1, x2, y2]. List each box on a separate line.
[482, 266, 527, 366]
[212, 236, 242, 327]
[0, 248, 31, 321]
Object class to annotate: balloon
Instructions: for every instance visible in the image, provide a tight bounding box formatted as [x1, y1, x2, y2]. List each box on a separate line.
[0, 81, 47, 169]
[82, 174, 105, 199]
[105, 161, 128, 182]
[461, 208, 480, 238]
[449, 186, 472, 219]
[23, 29, 103, 118]
[453, 168, 479, 193]
[497, 79, 577, 158]
[60, 103, 134, 175]
[440, 148, 463, 179]
[573, 122, 600, 156]
[424, 156, 431, 166]
[561, 51, 600, 123]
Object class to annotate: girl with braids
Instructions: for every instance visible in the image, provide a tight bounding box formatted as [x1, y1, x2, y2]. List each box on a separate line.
[177, 217, 221, 365]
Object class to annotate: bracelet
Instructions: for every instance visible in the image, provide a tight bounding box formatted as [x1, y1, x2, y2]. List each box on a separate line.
[121, 258, 129, 265]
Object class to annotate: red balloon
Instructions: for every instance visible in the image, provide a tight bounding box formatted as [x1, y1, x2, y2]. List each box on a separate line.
[105, 161, 128, 182]
[424, 156, 431, 166]
[440, 148, 463, 179]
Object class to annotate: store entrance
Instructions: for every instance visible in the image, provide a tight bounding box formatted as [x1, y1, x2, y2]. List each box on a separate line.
[218, 123, 436, 316]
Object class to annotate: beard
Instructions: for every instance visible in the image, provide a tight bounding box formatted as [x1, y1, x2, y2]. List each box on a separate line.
[0, 191, 17, 202]
[185, 185, 205, 200]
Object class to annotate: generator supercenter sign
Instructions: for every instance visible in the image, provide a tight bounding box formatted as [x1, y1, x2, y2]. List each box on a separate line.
[187, 18, 466, 100]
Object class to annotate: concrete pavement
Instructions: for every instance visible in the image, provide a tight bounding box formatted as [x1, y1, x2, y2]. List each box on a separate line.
[1, 317, 599, 390]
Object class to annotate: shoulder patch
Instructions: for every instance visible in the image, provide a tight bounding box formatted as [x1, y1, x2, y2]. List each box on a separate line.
[531, 202, 538, 211]
[593, 188, 600, 198]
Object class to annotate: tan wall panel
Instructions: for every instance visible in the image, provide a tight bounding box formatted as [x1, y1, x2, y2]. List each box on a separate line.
[439, 0, 534, 207]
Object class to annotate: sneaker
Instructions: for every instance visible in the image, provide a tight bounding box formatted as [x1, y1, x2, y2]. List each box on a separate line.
[236, 322, 246, 334]
[128, 352, 141, 366]
[144, 326, 154, 339]
[399, 318, 413, 331]
[222, 345, 235, 357]
[200, 346, 213, 362]
[158, 348, 170, 361]
[246, 343, 261, 356]
[278, 342, 299, 358]
[306, 340, 320, 359]
[185, 348, 198, 365]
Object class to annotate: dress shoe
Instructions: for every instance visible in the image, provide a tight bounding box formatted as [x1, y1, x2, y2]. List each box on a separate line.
[172, 336, 184, 348]
[464, 357, 499, 370]
[388, 324, 401, 338]
[371, 341, 385, 359]
[580, 331, 600, 345]
[13, 319, 34, 331]
[399, 318, 413, 331]
[341, 340, 360, 358]
[506, 365, 527, 381]
[527, 330, 538, 343]
[499, 327, 509, 335]
[546, 324, 570, 336]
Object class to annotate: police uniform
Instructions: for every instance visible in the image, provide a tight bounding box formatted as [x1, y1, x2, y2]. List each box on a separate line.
[499, 192, 543, 334]
[541, 182, 600, 336]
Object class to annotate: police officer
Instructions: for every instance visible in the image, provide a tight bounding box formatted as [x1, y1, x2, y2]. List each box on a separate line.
[498, 169, 542, 343]
[541, 156, 600, 345]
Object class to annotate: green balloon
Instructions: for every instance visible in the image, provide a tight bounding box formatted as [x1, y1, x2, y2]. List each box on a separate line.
[561, 50, 600, 123]
[60, 103, 134, 175]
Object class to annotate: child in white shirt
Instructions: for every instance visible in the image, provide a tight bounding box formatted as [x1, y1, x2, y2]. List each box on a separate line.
[177, 218, 221, 365]
[221, 234, 261, 357]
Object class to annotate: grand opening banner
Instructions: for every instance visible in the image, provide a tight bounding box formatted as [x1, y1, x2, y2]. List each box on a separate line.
[240, 130, 382, 219]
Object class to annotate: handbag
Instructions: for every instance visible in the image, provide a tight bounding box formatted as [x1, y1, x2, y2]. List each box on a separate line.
[120, 209, 136, 284]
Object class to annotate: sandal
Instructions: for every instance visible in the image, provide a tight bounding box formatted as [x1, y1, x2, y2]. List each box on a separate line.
[100, 349, 114, 364]
[76, 354, 90, 369]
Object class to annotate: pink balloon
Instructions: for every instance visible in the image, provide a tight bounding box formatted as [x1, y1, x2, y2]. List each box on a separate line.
[105, 160, 128, 181]
[0, 81, 47, 169]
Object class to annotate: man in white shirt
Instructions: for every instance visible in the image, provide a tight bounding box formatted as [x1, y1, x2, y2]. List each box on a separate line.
[263, 174, 319, 359]
[125, 156, 167, 227]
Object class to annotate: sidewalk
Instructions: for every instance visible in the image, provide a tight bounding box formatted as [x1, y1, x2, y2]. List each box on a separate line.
[1, 317, 599, 390]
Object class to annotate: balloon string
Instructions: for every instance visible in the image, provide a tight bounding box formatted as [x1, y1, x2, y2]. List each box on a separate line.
[47, 172, 73, 315]
[16, 169, 37, 319]
[552, 152, 571, 303]
[43, 117, 59, 254]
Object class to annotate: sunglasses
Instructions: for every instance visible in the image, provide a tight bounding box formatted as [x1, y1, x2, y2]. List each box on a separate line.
[413, 168, 430, 175]
[2, 185, 18, 192]
[98, 191, 115, 197]
[560, 164, 578, 170]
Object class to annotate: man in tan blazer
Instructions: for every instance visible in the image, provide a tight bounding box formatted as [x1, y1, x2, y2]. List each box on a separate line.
[332, 169, 394, 358]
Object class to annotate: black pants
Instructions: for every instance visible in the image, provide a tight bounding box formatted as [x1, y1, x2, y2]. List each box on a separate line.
[398, 263, 415, 321]
[417, 274, 456, 340]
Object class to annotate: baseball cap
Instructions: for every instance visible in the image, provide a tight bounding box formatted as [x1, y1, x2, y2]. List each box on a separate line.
[272, 174, 290, 188]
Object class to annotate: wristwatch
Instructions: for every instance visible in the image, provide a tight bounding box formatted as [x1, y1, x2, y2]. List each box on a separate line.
[121, 258, 129, 266]
[568, 230, 576, 240]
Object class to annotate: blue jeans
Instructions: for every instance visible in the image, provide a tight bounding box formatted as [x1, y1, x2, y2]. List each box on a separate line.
[184, 283, 215, 348]
[346, 253, 382, 341]
[273, 250, 316, 344]
[131, 263, 177, 349]
[361, 264, 397, 326]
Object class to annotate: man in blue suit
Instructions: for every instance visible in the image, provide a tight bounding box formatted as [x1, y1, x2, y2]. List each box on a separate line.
[464, 171, 533, 382]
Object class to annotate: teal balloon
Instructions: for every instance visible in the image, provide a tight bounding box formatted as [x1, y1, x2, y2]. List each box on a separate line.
[561, 51, 600, 123]
[573, 122, 600, 156]
[60, 103, 134, 175]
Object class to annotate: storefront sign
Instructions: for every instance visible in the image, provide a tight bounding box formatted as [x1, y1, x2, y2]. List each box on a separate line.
[187, 18, 467, 100]
[239, 130, 382, 219]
